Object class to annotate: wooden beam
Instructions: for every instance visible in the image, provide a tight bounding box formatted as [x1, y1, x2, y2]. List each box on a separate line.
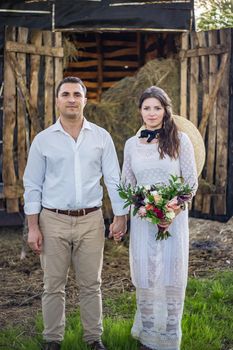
[180, 32, 188, 117]
[198, 52, 229, 137]
[16, 27, 28, 193]
[68, 60, 98, 68]
[189, 32, 199, 127]
[3, 27, 19, 212]
[30, 30, 42, 140]
[64, 71, 98, 79]
[179, 44, 228, 59]
[103, 48, 137, 58]
[5, 40, 63, 57]
[96, 33, 103, 101]
[54, 32, 64, 118]
[43, 31, 54, 128]
[104, 60, 138, 67]
[103, 40, 135, 47]
[202, 30, 218, 214]
[7, 52, 41, 134]
[214, 29, 231, 215]
[194, 31, 209, 212]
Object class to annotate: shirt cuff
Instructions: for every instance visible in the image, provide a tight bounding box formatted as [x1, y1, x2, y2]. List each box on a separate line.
[24, 202, 42, 215]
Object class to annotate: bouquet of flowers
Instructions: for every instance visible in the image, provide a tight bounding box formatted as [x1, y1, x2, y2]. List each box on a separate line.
[118, 175, 193, 240]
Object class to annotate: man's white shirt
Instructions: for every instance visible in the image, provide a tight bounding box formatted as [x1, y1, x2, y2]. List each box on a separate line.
[23, 118, 127, 216]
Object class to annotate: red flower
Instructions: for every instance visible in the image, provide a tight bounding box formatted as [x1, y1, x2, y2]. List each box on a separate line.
[153, 207, 164, 219]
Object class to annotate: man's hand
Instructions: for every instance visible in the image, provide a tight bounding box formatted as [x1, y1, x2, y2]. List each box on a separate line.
[27, 214, 43, 255]
[109, 215, 127, 242]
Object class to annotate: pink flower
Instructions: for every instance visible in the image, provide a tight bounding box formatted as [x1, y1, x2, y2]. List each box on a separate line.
[166, 197, 180, 211]
[138, 206, 147, 217]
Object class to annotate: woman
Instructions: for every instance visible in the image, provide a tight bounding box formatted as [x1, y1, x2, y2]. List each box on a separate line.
[116, 86, 198, 350]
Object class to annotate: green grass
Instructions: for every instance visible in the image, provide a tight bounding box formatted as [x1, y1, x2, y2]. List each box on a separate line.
[1, 271, 233, 350]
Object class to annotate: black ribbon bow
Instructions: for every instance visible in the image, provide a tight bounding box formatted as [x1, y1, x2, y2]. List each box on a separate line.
[139, 129, 162, 142]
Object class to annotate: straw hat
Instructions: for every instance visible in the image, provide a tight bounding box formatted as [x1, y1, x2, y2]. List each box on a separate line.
[138, 114, 206, 176]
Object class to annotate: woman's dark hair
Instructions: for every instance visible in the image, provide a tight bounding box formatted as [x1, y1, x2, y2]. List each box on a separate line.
[56, 76, 87, 97]
[139, 86, 180, 159]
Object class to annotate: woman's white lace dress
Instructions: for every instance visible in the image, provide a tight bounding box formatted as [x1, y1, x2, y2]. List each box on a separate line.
[122, 132, 198, 350]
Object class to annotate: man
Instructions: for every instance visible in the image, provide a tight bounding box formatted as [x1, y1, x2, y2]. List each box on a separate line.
[23, 77, 127, 350]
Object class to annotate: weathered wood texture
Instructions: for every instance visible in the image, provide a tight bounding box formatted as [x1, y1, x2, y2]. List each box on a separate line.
[3, 26, 63, 212]
[180, 28, 231, 216]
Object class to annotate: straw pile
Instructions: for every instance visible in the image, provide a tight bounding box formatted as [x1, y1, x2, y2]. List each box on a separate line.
[85, 58, 180, 217]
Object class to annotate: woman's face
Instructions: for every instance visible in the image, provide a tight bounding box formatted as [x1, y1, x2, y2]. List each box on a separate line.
[140, 97, 165, 130]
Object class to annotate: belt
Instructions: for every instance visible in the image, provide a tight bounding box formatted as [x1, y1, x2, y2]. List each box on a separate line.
[43, 206, 100, 217]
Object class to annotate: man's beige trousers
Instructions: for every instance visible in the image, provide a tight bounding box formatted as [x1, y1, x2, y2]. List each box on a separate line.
[39, 208, 105, 343]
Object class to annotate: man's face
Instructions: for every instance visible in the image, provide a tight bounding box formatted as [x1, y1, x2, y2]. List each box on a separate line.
[56, 83, 87, 120]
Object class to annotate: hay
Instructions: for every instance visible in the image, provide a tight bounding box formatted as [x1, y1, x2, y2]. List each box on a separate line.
[84, 58, 180, 218]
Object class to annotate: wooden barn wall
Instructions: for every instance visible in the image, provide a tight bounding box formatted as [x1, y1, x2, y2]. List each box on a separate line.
[180, 28, 231, 220]
[1, 26, 233, 223]
[2, 26, 63, 214]
[63, 32, 179, 101]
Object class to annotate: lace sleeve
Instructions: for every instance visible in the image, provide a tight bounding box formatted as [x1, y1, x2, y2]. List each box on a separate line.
[179, 132, 198, 197]
[121, 139, 137, 187]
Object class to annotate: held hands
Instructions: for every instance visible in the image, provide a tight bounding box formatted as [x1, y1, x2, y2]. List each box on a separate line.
[109, 215, 127, 242]
[27, 226, 43, 255]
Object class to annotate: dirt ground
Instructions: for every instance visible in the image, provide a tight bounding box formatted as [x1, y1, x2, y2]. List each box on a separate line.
[1, 216, 233, 333]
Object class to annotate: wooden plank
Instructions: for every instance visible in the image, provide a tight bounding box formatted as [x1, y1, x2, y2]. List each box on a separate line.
[69, 60, 138, 68]
[103, 40, 135, 47]
[96, 33, 103, 101]
[5, 40, 63, 57]
[179, 44, 228, 59]
[214, 29, 231, 215]
[198, 52, 229, 137]
[137, 32, 143, 68]
[83, 81, 117, 89]
[83, 81, 98, 89]
[194, 31, 209, 212]
[30, 30, 42, 141]
[73, 40, 97, 48]
[64, 70, 135, 79]
[104, 48, 137, 58]
[202, 30, 218, 214]
[102, 81, 117, 88]
[43, 31, 54, 128]
[3, 27, 19, 212]
[69, 60, 98, 68]
[104, 60, 138, 67]
[7, 52, 41, 134]
[64, 71, 98, 79]
[73, 50, 98, 59]
[17, 27, 28, 202]
[180, 32, 188, 117]
[104, 70, 135, 78]
[54, 31, 64, 106]
[189, 31, 199, 127]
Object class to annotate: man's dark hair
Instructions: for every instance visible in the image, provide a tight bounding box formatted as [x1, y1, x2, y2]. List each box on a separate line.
[56, 76, 87, 97]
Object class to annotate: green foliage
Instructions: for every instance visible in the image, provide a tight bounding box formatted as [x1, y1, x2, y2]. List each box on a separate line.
[1, 272, 233, 349]
[195, 0, 233, 30]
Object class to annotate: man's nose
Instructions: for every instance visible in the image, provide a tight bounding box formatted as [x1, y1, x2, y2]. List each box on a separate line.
[68, 95, 76, 102]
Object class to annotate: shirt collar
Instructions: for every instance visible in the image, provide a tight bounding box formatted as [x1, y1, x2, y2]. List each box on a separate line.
[51, 117, 92, 133]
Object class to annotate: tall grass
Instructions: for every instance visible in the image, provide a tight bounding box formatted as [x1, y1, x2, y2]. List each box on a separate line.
[0, 271, 233, 350]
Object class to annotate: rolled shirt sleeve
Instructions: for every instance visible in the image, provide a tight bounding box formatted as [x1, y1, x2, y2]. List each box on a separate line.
[23, 136, 45, 215]
[102, 133, 128, 216]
